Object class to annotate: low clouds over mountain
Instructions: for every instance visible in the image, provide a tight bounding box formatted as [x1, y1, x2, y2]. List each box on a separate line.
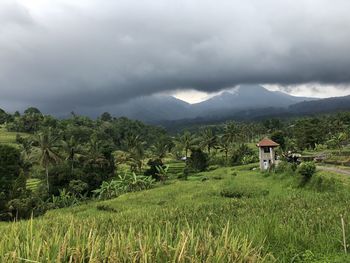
[1, 0, 350, 113]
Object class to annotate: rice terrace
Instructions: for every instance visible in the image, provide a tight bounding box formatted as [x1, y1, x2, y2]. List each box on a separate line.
[2, 1, 350, 262]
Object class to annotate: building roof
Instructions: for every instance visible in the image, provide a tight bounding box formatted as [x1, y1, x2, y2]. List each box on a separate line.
[256, 138, 279, 147]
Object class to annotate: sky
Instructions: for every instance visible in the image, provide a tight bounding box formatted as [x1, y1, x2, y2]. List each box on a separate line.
[1, 0, 350, 112]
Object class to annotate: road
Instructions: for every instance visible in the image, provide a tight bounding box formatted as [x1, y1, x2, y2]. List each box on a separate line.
[317, 165, 350, 176]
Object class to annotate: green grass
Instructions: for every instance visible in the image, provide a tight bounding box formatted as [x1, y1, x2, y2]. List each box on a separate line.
[26, 178, 41, 192]
[0, 127, 28, 146]
[1, 166, 350, 262]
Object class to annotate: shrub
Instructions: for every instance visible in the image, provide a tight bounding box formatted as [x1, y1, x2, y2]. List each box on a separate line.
[274, 161, 295, 175]
[96, 205, 118, 213]
[220, 186, 269, 199]
[50, 189, 80, 209]
[178, 166, 189, 180]
[230, 144, 257, 166]
[297, 162, 316, 186]
[308, 175, 340, 192]
[68, 180, 89, 196]
[144, 159, 165, 180]
[93, 173, 155, 200]
[186, 148, 209, 172]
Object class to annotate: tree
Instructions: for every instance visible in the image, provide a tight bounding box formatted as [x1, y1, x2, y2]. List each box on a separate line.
[271, 130, 286, 150]
[0, 108, 8, 124]
[0, 145, 21, 213]
[61, 136, 84, 172]
[32, 129, 61, 192]
[24, 107, 42, 115]
[100, 112, 112, 122]
[152, 137, 172, 160]
[176, 131, 197, 158]
[222, 122, 239, 145]
[122, 133, 146, 172]
[199, 128, 217, 154]
[217, 136, 231, 164]
[327, 132, 348, 153]
[186, 148, 209, 172]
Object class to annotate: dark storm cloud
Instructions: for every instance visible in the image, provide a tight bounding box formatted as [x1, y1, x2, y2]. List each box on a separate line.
[1, 0, 350, 113]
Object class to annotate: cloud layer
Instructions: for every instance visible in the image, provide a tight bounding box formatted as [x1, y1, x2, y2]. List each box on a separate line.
[1, 0, 350, 113]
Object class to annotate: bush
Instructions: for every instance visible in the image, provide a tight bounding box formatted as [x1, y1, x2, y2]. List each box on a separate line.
[50, 189, 80, 209]
[230, 144, 257, 166]
[93, 173, 155, 200]
[144, 159, 165, 180]
[96, 205, 118, 213]
[308, 175, 340, 192]
[274, 161, 295, 175]
[220, 186, 269, 199]
[186, 148, 209, 172]
[297, 162, 316, 186]
[0, 145, 21, 213]
[68, 180, 89, 196]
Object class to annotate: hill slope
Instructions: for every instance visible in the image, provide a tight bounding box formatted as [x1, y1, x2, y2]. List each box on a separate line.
[92, 85, 313, 122]
[1, 165, 349, 262]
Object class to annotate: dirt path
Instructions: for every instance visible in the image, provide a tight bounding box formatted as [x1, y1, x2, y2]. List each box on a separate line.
[317, 165, 350, 176]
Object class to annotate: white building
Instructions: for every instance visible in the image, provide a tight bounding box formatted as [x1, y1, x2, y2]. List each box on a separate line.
[256, 138, 280, 170]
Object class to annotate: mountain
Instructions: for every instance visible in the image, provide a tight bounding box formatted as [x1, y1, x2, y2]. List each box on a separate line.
[105, 94, 192, 122]
[104, 85, 314, 122]
[191, 85, 311, 116]
[288, 95, 350, 114]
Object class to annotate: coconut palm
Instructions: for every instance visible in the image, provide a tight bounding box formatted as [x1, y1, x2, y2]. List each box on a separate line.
[217, 136, 231, 163]
[31, 129, 61, 192]
[61, 136, 84, 172]
[85, 134, 108, 168]
[222, 121, 239, 145]
[152, 139, 171, 160]
[199, 128, 217, 154]
[176, 131, 197, 158]
[122, 133, 146, 172]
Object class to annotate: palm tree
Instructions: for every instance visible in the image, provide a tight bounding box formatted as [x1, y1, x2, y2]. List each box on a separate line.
[152, 139, 171, 160]
[330, 132, 348, 154]
[199, 128, 217, 154]
[61, 136, 84, 172]
[217, 136, 231, 163]
[85, 134, 108, 168]
[222, 122, 239, 145]
[176, 131, 197, 158]
[122, 133, 146, 172]
[32, 129, 61, 192]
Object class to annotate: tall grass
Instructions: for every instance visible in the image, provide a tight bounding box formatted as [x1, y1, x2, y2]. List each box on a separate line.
[1, 166, 350, 262]
[0, 217, 272, 262]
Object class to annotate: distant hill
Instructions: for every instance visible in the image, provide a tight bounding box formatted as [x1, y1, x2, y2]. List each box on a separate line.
[108, 95, 192, 122]
[192, 85, 310, 115]
[158, 95, 350, 132]
[288, 95, 350, 114]
[103, 85, 313, 122]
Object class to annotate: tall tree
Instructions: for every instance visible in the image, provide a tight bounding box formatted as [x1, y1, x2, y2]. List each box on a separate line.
[217, 136, 231, 163]
[32, 129, 61, 192]
[176, 131, 197, 158]
[199, 128, 217, 154]
[61, 136, 84, 172]
[222, 122, 239, 145]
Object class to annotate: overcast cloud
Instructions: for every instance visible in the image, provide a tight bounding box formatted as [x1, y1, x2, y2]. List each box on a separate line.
[1, 0, 350, 113]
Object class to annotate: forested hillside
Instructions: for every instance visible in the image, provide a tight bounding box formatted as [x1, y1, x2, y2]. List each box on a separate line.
[1, 106, 350, 261]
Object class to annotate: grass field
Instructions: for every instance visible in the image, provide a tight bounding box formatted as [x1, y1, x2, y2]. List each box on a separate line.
[1, 165, 350, 262]
[0, 127, 28, 146]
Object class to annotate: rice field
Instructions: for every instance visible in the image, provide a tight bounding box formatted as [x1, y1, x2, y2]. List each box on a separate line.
[1, 165, 350, 262]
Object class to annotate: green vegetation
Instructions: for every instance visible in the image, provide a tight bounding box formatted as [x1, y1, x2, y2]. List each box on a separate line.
[1, 107, 350, 261]
[1, 167, 350, 262]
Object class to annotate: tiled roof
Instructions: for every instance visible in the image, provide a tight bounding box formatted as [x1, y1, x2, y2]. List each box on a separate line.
[256, 138, 279, 147]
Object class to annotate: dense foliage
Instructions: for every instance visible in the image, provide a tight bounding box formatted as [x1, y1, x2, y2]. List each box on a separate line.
[0, 107, 350, 223]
